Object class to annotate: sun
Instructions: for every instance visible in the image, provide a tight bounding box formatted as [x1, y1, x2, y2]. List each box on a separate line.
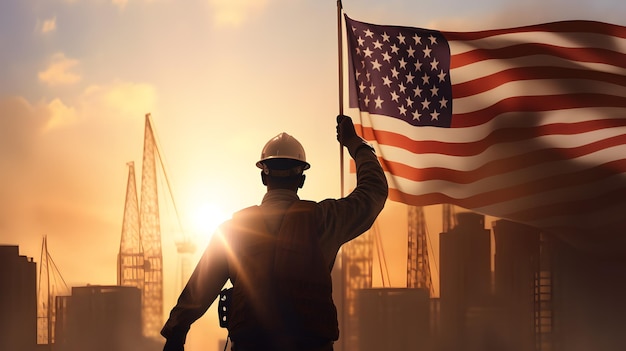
[187, 202, 230, 243]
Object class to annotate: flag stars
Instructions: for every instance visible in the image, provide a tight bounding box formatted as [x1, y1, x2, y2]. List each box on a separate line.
[363, 47, 373, 58]
[382, 51, 392, 63]
[397, 33, 406, 44]
[382, 76, 392, 87]
[430, 86, 439, 96]
[423, 46, 432, 58]
[439, 97, 449, 108]
[346, 20, 452, 126]
[391, 67, 400, 79]
[399, 105, 407, 116]
[430, 58, 440, 71]
[399, 57, 407, 69]
[405, 97, 414, 108]
[438, 70, 447, 82]
[390, 91, 400, 102]
[413, 86, 423, 97]
[407, 46, 416, 57]
[371, 59, 382, 71]
[406, 72, 415, 84]
[414, 60, 423, 71]
[375, 96, 384, 109]
[398, 82, 407, 94]
[359, 81, 367, 93]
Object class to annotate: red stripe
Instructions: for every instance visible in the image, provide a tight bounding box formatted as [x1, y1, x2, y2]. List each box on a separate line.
[360, 119, 626, 157]
[451, 94, 626, 128]
[452, 66, 626, 98]
[450, 43, 626, 69]
[443, 20, 626, 41]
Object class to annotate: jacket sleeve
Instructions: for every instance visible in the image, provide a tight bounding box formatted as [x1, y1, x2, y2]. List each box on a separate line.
[317, 138, 388, 262]
[160, 223, 231, 344]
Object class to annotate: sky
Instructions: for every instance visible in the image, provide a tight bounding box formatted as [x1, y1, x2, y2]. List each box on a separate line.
[1, 0, 624, 349]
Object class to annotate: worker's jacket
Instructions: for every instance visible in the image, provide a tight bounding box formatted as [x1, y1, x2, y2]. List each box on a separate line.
[161, 139, 388, 348]
[224, 200, 338, 349]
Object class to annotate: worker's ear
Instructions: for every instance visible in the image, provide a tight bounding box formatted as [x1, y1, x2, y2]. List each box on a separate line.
[298, 174, 306, 188]
[261, 171, 268, 186]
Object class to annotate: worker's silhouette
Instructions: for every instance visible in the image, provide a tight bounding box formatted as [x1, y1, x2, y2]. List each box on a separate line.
[162, 115, 388, 351]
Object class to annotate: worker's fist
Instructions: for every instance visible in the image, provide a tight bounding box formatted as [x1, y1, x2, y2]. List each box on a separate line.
[336, 115, 358, 146]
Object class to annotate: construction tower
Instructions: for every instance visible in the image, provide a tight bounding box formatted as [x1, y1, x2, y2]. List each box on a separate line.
[118, 114, 164, 338]
[138, 114, 164, 338]
[37, 236, 69, 346]
[407, 206, 433, 293]
[118, 161, 145, 291]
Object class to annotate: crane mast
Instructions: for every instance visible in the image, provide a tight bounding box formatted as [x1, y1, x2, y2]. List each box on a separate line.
[138, 114, 164, 338]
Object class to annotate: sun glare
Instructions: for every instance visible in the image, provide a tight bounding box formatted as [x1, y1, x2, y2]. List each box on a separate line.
[188, 202, 229, 244]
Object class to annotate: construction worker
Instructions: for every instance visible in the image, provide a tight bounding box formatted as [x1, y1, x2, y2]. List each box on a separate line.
[161, 115, 388, 351]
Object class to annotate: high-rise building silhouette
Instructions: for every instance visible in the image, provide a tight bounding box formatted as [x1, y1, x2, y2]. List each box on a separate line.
[439, 212, 491, 351]
[0, 246, 37, 351]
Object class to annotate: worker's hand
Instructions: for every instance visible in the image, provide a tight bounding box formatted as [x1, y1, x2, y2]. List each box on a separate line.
[336, 114, 359, 146]
[163, 339, 184, 351]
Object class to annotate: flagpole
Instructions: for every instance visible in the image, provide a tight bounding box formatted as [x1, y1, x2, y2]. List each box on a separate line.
[337, 0, 345, 197]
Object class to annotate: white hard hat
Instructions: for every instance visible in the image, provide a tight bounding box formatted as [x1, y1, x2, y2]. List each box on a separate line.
[256, 132, 310, 176]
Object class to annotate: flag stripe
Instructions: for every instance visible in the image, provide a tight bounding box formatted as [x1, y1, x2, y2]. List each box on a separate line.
[450, 44, 626, 69]
[360, 115, 626, 157]
[453, 67, 626, 98]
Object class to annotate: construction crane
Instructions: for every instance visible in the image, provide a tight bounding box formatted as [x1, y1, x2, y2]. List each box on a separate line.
[37, 235, 69, 348]
[118, 113, 191, 338]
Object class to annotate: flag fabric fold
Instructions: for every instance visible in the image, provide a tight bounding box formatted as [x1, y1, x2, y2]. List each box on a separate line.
[344, 14, 626, 239]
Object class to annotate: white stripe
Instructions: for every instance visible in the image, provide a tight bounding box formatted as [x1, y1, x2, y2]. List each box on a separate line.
[448, 31, 626, 55]
[350, 107, 626, 144]
[453, 79, 626, 114]
[451, 55, 625, 85]
[451, 55, 626, 85]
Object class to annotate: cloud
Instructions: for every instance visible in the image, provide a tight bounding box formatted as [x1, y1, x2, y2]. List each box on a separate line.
[208, 0, 269, 27]
[38, 53, 81, 86]
[46, 98, 77, 131]
[81, 80, 157, 118]
[0, 79, 157, 282]
[41, 16, 57, 34]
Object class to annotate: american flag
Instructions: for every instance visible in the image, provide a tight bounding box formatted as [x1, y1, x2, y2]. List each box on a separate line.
[344, 15, 626, 238]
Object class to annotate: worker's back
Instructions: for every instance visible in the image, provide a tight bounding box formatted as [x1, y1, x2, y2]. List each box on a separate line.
[224, 200, 338, 350]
